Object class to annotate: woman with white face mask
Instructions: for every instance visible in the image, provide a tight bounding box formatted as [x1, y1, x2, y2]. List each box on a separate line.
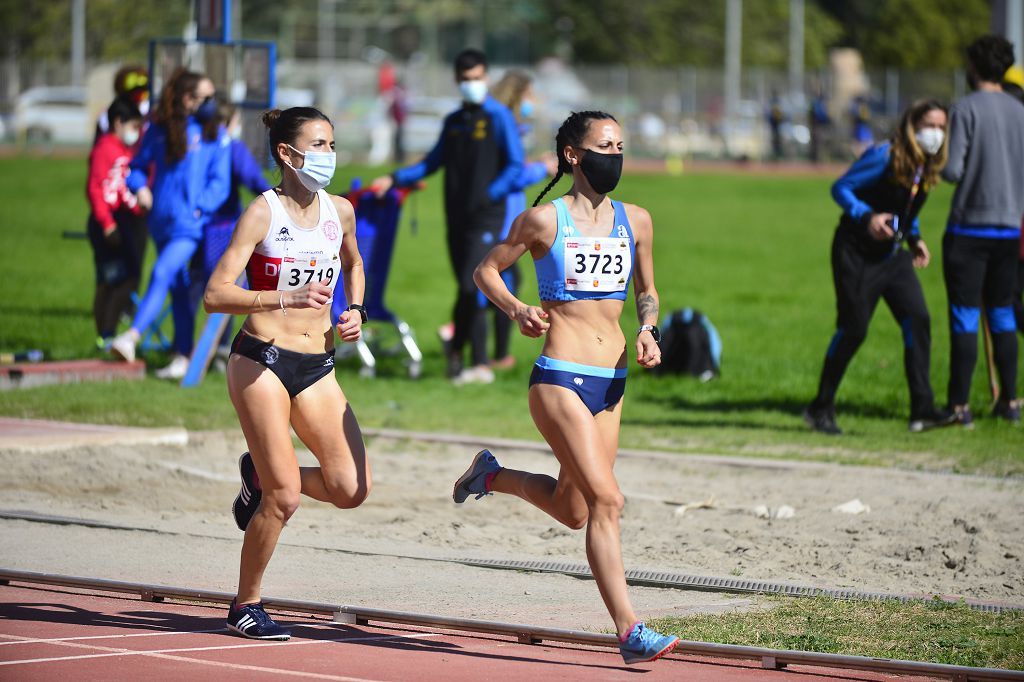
[203, 107, 369, 641]
[805, 99, 952, 435]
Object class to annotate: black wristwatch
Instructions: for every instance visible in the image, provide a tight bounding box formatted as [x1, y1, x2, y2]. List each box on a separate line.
[638, 324, 660, 343]
[346, 304, 368, 324]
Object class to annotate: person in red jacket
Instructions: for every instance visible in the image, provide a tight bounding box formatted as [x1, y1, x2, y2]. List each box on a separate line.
[86, 96, 146, 347]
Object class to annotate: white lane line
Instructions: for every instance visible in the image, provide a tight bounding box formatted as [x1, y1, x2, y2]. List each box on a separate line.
[0, 630, 439, 673]
[0, 628, 227, 645]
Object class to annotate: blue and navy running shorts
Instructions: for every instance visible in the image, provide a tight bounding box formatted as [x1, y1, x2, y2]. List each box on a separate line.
[231, 331, 336, 398]
[528, 355, 627, 415]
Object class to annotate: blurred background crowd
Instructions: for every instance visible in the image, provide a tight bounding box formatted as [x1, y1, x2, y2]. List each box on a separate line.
[2, 0, 1021, 164]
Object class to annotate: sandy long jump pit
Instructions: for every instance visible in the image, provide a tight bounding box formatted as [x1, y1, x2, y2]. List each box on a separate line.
[0, 424, 1021, 629]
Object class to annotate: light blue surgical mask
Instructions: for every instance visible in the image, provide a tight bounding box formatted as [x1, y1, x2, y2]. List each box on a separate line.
[519, 100, 534, 119]
[286, 144, 336, 192]
[459, 80, 488, 105]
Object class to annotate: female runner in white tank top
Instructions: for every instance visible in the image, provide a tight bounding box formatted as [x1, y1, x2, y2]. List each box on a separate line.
[457, 111, 679, 664]
[204, 107, 368, 641]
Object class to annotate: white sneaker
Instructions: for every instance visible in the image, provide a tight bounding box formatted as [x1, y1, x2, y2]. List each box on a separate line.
[155, 354, 190, 380]
[452, 365, 495, 386]
[212, 346, 231, 373]
[110, 331, 137, 363]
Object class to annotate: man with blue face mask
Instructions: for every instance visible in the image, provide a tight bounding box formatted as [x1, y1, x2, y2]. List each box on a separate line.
[371, 48, 524, 384]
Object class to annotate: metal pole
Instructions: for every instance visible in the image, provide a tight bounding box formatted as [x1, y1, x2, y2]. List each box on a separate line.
[724, 0, 742, 154]
[318, 0, 334, 64]
[71, 0, 85, 87]
[788, 0, 804, 101]
[1008, 0, 1023, 64]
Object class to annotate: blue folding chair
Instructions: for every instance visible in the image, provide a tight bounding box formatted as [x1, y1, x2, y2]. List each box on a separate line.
[333, 182, 422, 378]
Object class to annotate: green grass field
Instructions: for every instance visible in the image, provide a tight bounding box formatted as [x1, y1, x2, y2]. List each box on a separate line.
[0, 155, 1019, 474]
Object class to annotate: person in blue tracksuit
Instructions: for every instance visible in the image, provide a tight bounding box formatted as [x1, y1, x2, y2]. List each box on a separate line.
[805, 100, 954, 435]
[110, 69, 230, 375]
[487, 70, 555, 369]
[941, 35, 1024, 426]
[370, 49, 524, 384]
[202, 101, 273, 364]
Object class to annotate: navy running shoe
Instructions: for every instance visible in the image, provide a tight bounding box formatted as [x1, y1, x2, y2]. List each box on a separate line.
[452, 449, 501, 503]
[226, 600, 290, 640]
[232, 452, 261, 531]
[619, 622, 679, 664]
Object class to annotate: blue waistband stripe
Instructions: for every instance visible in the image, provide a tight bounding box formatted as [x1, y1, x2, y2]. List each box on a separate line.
[946, 223, 1021, 240]
[534, 355, 627, 379]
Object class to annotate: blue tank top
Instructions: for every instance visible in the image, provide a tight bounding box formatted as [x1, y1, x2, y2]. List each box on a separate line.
[535, 197, 636, 302]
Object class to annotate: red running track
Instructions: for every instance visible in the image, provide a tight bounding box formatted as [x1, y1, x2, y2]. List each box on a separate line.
[0, 583, 936, 681]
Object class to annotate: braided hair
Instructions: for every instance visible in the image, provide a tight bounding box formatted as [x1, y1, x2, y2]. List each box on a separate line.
[532, 110, 618, 207]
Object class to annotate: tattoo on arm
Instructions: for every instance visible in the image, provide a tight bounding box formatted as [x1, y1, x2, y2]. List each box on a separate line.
[638, 293, 658, 324]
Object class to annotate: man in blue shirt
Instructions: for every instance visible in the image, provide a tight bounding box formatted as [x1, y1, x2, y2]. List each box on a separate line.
[372, 49, 524, 383]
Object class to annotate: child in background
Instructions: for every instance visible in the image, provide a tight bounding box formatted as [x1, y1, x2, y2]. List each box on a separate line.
[85, 96, 146, 348]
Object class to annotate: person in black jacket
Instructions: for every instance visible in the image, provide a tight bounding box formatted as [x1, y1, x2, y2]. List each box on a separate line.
[370, 49, 523, 384]
[805, 100, 955, 435]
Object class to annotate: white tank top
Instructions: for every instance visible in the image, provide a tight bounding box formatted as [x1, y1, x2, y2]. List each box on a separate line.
[246, 189, 343, 294]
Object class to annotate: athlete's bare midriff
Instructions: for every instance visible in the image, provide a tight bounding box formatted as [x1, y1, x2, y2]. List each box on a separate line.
[241, 306, 334, 354]
[540, 298, 627, 368]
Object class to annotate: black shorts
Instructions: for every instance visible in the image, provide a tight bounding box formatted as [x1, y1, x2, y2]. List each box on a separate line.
[231, 331, 336, 397]
[87, 211, 147, 286]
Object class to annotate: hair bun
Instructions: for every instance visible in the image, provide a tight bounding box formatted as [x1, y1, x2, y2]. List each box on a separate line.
[261, 109, 283, 129]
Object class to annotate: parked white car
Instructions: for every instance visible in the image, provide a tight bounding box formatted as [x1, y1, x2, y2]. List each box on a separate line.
[12, 86, 91, 144]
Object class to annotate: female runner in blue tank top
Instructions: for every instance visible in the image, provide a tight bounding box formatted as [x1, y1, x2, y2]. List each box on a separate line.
[454, 111, 679, 665]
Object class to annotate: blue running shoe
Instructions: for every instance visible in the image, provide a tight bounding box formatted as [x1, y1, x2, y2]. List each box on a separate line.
[452, 449, 501, 503]
[226, 600, 291, 640]
[619, 622, 679, 664]
[232, 452, 261, 531]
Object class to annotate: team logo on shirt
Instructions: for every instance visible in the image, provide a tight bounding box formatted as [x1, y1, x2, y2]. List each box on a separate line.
[322, 220, 338, 241]
[263, 347, 279, 365]
[617, 225, 628, 238]
[275, 227, 294, 242]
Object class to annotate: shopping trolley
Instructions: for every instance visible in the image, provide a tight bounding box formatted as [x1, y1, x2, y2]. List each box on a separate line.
[332, 182, 423, 378]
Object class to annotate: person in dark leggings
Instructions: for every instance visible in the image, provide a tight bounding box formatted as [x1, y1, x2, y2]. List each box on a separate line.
[370, 49, 523, 384]
[805, 100, 954, 435]
[941, 36, 1024, 427]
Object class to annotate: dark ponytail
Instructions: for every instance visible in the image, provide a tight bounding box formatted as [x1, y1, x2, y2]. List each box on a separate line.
[155, 68, 202, 163]
[263, 106, 333, 168]
[532, 110, 618, 207]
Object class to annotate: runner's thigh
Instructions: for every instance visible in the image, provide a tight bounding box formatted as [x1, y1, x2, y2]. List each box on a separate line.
[289, 373, 371, 494]
[227, 353, 299, 492]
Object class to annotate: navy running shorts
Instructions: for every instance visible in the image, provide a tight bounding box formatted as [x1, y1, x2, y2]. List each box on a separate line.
[528, 355, 626, 415]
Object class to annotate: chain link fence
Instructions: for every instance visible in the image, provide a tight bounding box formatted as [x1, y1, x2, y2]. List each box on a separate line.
[2, 55, 966, 163]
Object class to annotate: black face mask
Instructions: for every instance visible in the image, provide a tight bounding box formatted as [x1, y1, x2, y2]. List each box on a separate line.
[194, 96, 217, 123]
[578, 149, 623, 194]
